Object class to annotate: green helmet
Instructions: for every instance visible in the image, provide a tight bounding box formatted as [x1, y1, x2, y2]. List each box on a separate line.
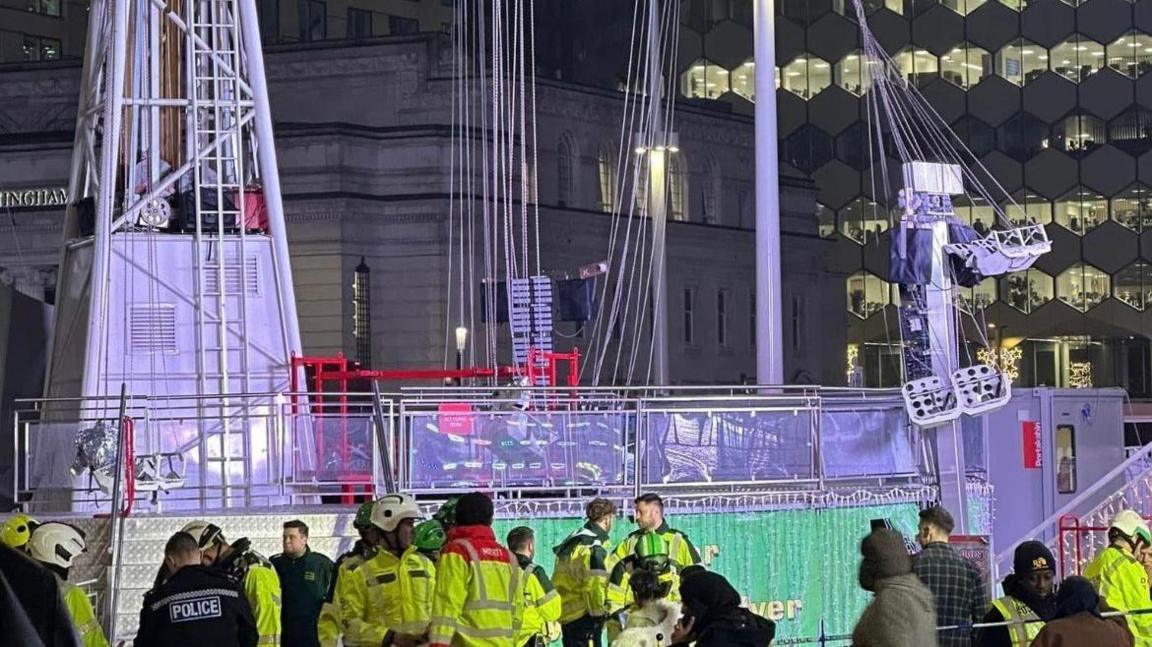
[432, 497, 459, 529]
[413, 520, 447, 552]
[354, 502, 375, 530]
[635, 532, 670, 568]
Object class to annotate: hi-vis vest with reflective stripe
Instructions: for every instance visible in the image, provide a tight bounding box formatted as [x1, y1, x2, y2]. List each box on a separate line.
[606, 527, 699, 615]
[515, 561, 562, 645]
[429, 532, 524, 647]
[342, 545, 436, 646]
[1084, 545, 1152, 642]
[552, 524, 611, 625]
[991, 596, 1043, 647]
[318, 550, 370, 647]
[62, 581, 110, 647]
[240, 562, 282, 646]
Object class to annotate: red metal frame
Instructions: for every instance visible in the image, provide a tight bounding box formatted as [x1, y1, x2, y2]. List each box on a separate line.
[1056, 514, 1152, 578]
[526, 347, 581, 387]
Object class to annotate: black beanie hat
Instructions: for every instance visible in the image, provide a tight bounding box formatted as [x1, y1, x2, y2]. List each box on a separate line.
[455, 491, 494, 527]
[1013, 540, 1056, 576]
[862, 528, 912, 579]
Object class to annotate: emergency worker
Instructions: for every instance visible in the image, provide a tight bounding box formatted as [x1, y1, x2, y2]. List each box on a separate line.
[26, 521, 110, 647]
[318, 502, 379, 647]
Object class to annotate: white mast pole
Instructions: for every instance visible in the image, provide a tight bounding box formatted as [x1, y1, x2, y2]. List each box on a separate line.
[754, 0, 784, 385]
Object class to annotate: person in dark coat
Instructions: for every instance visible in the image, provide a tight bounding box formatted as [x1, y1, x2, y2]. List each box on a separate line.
[668, 569, 774, 647]
[0, 542, 80, 647]
[1030, 575, 1133, 647]
[851, 528, 939, 647]
[978, 541, 1058, 647]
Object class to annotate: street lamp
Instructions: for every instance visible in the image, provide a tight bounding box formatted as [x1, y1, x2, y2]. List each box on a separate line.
[454, 326, 468, 371]
[635, 131, 679, 386]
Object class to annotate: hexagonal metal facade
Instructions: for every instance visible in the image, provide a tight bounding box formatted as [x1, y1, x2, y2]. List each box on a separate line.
[967, 76, 1021, 126]
[1081, 145, 1137, 195]
[1021, 0, 1076, 48]
[1077, 0, 1135, 44]
[1022, 72, 1079, 124]
[1079, 68, 1136, 121]
[965, 1, 1022, 52]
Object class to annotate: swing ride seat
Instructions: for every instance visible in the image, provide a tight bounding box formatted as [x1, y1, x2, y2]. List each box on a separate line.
[950, 364, 1012, 416]
[902, 375, 963, 427]
[133, 452, 186, 492]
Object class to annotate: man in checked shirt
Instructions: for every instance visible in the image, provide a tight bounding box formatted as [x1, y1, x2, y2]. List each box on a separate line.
[912, 505, 987, 647]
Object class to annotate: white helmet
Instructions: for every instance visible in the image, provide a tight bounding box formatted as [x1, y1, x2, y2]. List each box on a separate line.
[371, 494, 422, 533]
[27, 522, 86, 570]
[180, 520, 225, 549]
[1111, 510, 1152, 546]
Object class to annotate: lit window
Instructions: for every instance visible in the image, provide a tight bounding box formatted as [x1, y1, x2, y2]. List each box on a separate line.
[1109, 108, 1152, 155]
[952, 196, 996, 233]
[1055, 187, 1108, 235]
[846, 271, 892, 319]
[1050, 35, 1106, 83]
[1115, 261, 1152, 310]
[862, 0, 908, 15]
[597, 146, 616, 213]
[995, 40, 1048, 86]
[1051, 113, 1105, 155]
[941, 43, 991, 88]
[940, 0, 986, 14]
[835, 52, 870, 96]
[557, 135, 574, 207]
[1057, 263, 1111, 311]
[667, 153, 686, 222]
[1106, 31, 1152, 78]
[959, 278, 998, 311]
[683, 287, 695, 345]
[780, 55, 832, 100]
[1001, 191, 1054, 226]
[1000, 269, 1054, 314]
[1056, 425, 1077, 493]
[894, 47, 939, 87]
[1112, 185, 1152, 232]
[717, 289, 729, 347]
[353, 258, 372, 368]
[732, 60, 755, 101]
[998, 0, 1023, 10]
[816, 203, 836, 238]
[839, 197, 890, 244]
[681, 59, 730, 100]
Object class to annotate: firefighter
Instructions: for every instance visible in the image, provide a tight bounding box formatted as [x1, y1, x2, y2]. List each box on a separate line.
[135, 531, 258, 647]
[0, 512, 38, 550]
[1084, 509, 1152, 643]
[508, 526, 561, 647]
[605, 532, 674, 642]
[553, 498, 616, 647]
[182, 520, 283, 646]
[26, 521, 110, 647]
[318, 501, 379, 647]
[428, 491, 525, 647]
[608, 493, 700, 609]
[343, 494, 436, 647]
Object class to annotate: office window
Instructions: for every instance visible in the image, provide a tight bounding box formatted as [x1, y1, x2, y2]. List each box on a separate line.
[1002, 191, 1054, 226]
[683, 287, 695, 345]
[847, 272, 892, 319]
[681, 58, 730, 99]
[1055, 187, 1108, 235]
[1109, 108, 1152, 156]
[780, 55, 831, 99]
[353, 258, 372, 367]
[839, 197, 889, 244]
[347, 8, 372, 39]
[1056, 424, 1077, 493]
[894, 47, 939, 87]
[731, 60, 755, 101]
[835, 51, 870, 96]
[1050, 35, 1106, 82]
[1115, 261, 1152, 310]
[21, 35, 60, 61]
[668, 153, 686, 222]
[995, 39, 1047, 86]
[298, 0, 326, 41]
[940, 43, 991, 89]
[1057, 263, 1111, 312]
[258, 0, 279, 41]
[597, 146, 616, 213]
[25, 0, 61, 17]
[1106, 31, 1152, 78]
[389, 15, 419, 34]
[717, 289, 729, 347]
[1000, 269, 1054, 314]
[1051, 113, 1105, 156]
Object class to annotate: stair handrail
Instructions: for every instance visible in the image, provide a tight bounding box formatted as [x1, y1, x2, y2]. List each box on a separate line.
[993, 440, 1152, 578]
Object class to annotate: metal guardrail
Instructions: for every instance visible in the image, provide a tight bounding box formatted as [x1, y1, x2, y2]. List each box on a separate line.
[12, 386, 930, 513]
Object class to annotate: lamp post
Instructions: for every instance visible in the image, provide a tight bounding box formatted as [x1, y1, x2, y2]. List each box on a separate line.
[455, 326, 468, 371]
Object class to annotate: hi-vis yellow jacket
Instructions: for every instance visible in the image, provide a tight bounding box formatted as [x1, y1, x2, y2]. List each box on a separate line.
[428, 525, 524, 647]
[1084, 545, 1152, 643]
[606, 523, 700, 614]
[552, 521, 612, 625]
[317, 541, 375, 647]
[61, 581, 109, 647]
[513, 554, 562, 645]
[342, 544, 436, 646]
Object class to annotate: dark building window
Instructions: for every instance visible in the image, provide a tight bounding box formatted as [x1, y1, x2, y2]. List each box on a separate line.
[25, 0, 61, 17]
[347, 8, 373, 39]
[258, 0, 279, 42]
[353, 257, 371, 368]
[389, 15, 419, 35]
[298, 0, 326, 42]
[22, 35, 61, 61]
[683, 287, 695, 345]
[717, 289, 729, 347]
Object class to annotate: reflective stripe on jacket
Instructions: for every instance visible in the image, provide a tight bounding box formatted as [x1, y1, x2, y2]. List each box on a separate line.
[428, 525, 525, 647]
[990, 596, 1043, 647]
[514, 556, 562, 645]
[62, 581, 109, 647]
[1085, 545, 1152, 642]
[552, 521, 611, 624]
[342, 545, 436, 645]
[606, 524, 700, 615]
[243, 562, 282, 646]
[317, 548, 370, 647]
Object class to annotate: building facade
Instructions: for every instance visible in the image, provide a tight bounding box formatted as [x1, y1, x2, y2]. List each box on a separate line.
[0, 30, 844, 386]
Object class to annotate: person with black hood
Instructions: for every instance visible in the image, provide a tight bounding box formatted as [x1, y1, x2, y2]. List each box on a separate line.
[1030, 575, 1133, 647]
[851, 528, 938, 647]
[977, 540, 1057, 647]
[667, 569, 774, 647]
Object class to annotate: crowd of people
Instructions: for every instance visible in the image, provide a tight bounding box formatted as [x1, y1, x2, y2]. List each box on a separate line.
[3, 497, 1152, 647]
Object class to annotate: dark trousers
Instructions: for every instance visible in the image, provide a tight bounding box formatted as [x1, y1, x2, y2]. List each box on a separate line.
[562, 615, 605, 647]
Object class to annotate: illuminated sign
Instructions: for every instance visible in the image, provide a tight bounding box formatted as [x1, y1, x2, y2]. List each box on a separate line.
[0, 187, 68, 209]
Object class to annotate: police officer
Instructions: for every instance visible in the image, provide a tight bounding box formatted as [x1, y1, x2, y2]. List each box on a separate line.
[271, 520, 334, 647]
[136, 531, 257, 647]
[183, 519, 283, 646]
[26, 521, 110, 647]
